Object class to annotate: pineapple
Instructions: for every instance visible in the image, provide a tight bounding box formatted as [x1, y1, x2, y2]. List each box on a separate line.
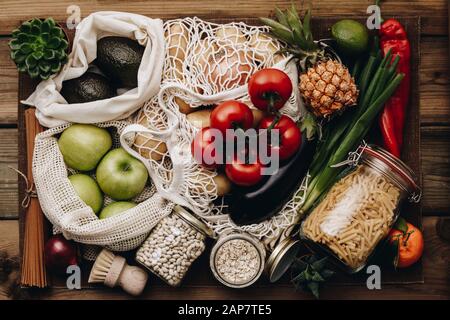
[261, 5, 358, 118]
[300, 60, 358, 117]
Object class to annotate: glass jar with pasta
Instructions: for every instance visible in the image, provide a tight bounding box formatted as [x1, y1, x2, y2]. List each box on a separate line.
[300, 145, 421, 273]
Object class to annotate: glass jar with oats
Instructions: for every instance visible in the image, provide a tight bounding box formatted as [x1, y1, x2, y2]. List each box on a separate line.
[300, 145, 420, 273]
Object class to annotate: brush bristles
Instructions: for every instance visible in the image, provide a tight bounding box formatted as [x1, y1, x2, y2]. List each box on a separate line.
[88, 249, 116, 283]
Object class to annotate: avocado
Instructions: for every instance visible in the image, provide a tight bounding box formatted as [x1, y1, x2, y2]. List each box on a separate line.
[96, 36, 144, 88]
[61, 72, 116, 104]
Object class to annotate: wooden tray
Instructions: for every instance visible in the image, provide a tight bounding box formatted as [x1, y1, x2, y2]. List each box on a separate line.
[18, 16, 422, 292]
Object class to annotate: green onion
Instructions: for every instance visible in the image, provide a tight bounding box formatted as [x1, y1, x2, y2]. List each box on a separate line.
[308, 111, 353, 178]
[357, 54, 378, 97]
[385, 55, 401, 85]
[357, 49, 392, 114]
[330, 73, 405, 164]
[372, 55, 400, 103]
[351, 58, 363, 79]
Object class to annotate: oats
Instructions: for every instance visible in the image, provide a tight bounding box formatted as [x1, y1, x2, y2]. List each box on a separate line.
[214, 238, 261, 285]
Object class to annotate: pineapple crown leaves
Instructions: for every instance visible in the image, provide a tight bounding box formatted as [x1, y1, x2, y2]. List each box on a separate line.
[291, 254, 335, 299]
[300, 111, 321, 140]
[260, 4, 325, 70]
[9, 17, 69, 80]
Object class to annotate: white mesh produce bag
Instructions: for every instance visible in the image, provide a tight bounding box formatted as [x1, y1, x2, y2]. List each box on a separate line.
[32, 121, 174, 252]
[120, 18, 309, 249]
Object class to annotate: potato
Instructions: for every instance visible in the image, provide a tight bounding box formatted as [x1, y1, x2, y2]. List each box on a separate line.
[248, 32, 284, 64]
[166, 22, 189, 63]
[251, 109, 265, 128]
[166, 22, 189, 83]
[194, 38, 218, 72]
[212, 173, 232, 196]
[209, 47, 252, 90]
[175, 96, 195, 114]
[166, 24, 194, 116]
[191, 172, 231, 197]
[186, 109, 211, 128]
[133, 115, 167, 161]
[215, 25, 247, 44]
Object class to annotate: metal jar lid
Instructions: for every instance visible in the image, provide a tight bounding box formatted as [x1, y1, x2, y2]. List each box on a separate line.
[172, 205, 214, 238]
[266, 237, 302, 283]
[361, 145, 421, 202]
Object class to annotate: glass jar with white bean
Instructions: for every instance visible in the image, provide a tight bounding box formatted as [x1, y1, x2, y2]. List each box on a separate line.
[136, 205, 213, 286]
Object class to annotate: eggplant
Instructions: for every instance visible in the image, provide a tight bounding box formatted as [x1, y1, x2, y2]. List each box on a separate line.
[228, 136, 316, 226]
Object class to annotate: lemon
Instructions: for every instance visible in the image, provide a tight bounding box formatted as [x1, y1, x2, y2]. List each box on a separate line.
[331, 19, 369, 56]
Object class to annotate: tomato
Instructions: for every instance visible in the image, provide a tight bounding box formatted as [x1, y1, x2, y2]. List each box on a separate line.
[225, 152, 264, 187]
[259, 114, 302, 161]
[248, 68, 293, 112]
[388, 222, 424, 268]
[191, 127, 223, 169]
[210, 100, 253, 136]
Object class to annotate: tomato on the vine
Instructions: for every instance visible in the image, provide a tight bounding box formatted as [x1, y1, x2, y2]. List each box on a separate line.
[191, 127, 222, 169]
[259, 114, 302, 161]
[225, 150, 264, 187]
[388, 221, 424, 268]
[248, 68, 293, 112]
[210, 100, 253, 136]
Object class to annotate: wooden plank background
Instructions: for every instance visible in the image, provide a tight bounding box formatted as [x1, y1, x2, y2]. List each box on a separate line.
[0, 0, 449, 300]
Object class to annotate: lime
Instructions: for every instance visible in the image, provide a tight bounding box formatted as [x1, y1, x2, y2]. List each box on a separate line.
[331, 19, 369, 56]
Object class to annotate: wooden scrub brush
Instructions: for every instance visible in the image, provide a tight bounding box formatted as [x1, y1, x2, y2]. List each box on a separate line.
[88, 249, 148, 296]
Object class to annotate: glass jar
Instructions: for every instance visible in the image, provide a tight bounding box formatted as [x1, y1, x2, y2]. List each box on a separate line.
[300, 145, 420, 273]
[210, 232, 266, 288]
[136, 205, 213, 286]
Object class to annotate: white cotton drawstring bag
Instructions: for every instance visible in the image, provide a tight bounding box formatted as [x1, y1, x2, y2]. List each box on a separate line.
[22, 11, 165, 128]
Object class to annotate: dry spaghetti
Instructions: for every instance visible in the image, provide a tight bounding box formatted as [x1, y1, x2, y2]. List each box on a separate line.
[21, 108, 47, 287]
[301, 165, 401, 270]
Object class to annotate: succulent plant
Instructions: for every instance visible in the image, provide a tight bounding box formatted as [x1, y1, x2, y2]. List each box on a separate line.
[291, 254, 335, 299]
[9, 17, 68, 80]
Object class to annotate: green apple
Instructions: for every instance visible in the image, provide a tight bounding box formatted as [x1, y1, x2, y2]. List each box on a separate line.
[68, 174, 103, 214]
[58, 124, 112, 171]
[99, 201, 137, 219]
[96, 148, 148, 200]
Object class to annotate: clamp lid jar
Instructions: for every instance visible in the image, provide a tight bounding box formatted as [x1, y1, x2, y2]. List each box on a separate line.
[300, 144, 420, 273]
[136, 205, 212, 286]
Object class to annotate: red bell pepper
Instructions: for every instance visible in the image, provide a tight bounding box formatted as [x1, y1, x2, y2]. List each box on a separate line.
[378, 19, 411, 158]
